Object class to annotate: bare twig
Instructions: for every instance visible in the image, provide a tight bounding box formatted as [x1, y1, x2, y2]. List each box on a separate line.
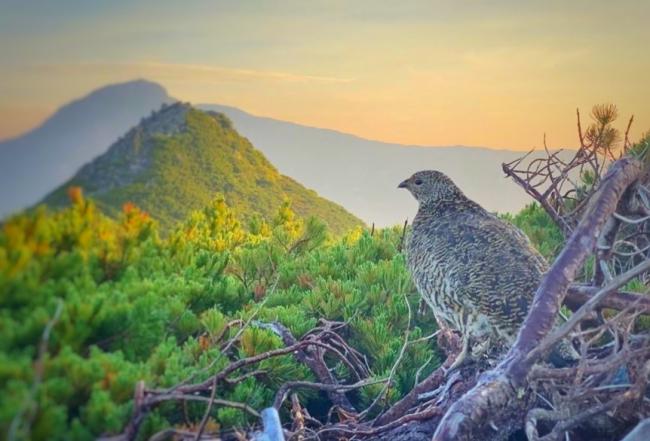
[358, 293, 413, 420]
[532, 259, 650, 360]
[398, 219, 408, 252]
[273, 378, 387, 410]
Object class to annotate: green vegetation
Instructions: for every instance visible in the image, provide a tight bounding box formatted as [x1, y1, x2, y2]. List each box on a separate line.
[501, 203, 564, 261]
[4, 177, 646, 440]
[42, 104, 363, 235]
[0, 194, 437, 440]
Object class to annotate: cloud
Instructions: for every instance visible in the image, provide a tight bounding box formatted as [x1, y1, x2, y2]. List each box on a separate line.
[15, 61, 355, 85]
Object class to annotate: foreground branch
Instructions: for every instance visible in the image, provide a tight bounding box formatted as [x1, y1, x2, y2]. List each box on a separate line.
[565, 285, 650, 314]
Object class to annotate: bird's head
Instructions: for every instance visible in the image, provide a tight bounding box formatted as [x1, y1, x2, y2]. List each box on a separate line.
[398, 170, 464, 205]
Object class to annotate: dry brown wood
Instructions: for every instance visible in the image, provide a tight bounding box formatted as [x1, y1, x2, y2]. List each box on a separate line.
[565, 284, 650, 314]
[372, 354, 452, 427]
[256, 320, 359, 412]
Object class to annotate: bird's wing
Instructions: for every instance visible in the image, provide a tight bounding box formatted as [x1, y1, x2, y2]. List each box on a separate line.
[443, 213, 547, 333]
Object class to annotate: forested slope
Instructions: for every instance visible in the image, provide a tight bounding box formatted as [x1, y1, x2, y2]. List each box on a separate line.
[42, 103, 362, 235]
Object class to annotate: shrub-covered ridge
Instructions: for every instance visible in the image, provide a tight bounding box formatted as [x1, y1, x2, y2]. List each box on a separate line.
[41, 103, 363, 235]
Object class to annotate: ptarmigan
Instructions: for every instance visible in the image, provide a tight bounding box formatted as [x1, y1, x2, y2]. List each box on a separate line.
[399, 170, 571, 368]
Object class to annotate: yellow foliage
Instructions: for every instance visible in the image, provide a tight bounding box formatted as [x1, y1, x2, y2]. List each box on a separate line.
[344, 226, 364, 245]
[67, 186, 84, 205]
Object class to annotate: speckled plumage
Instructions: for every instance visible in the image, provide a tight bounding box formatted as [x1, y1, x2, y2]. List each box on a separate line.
[400, 170, 548, 359]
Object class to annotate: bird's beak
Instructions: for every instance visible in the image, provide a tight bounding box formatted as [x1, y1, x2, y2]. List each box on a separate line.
[398, 179, 409, 189]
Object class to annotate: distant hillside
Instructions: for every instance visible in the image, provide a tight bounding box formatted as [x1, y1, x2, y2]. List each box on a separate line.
[42, 103, 362, 234]
[0, 79, 565, 225]
[0, 80, 173, 218]
[201, 104, 571, 226]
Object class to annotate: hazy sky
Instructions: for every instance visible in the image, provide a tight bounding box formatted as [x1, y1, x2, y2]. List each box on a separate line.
[1, 0, 648, 149]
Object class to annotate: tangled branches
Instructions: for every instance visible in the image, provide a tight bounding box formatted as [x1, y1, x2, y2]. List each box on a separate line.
[502, 104, 637, 236]
[102, 318, 381, 441]
[497, 109, 650, 441]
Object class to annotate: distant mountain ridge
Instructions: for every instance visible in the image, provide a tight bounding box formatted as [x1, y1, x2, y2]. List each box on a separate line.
[199, 104, 563, 226]
[1, 80, 559, 224]
[0, 80, 173, 218]
[41, 103, 362, 234]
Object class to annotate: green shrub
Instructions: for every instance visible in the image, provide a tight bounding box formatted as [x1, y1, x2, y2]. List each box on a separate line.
[0, 197, 436, 440]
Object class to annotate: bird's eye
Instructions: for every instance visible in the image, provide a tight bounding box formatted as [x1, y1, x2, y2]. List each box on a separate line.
[414, 179, 423, 186]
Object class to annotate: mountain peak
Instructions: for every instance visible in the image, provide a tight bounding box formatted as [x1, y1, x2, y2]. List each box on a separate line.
[0, 80, 174, 218]
[130, 101, 192, 136]
[72, 79, 169, 103]
[41, 104, 362, 234]
[39, 80, 172, 133]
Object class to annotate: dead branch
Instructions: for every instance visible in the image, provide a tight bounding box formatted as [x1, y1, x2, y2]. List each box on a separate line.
[532, 259, 650, 360]
[503, 105, 637, 237]
[358, 292, 413, 420]
[290, 394, 305, 441]
[399, 219, 409, 252]
[273, 378, 386, 410]
[372, 354, 451, 427]
[565, 285, 650, 314]
[255, 320, 359, 412]
[107, 339, 316, 441]
[108, 317, 383, 441]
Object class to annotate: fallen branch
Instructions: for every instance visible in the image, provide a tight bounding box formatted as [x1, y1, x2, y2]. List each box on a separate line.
[565, 284, 650, 314]
[532, 259, 650, 360]
[273, 378, 386, 409]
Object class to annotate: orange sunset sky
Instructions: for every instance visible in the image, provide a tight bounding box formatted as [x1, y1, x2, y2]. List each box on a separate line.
[1, 0, 648, 149]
